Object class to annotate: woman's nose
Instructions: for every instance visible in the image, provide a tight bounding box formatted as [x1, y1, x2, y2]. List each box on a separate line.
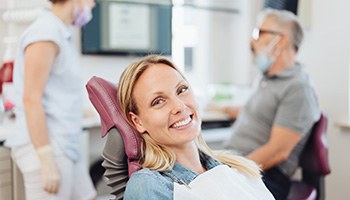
[170, 97, 186, 115]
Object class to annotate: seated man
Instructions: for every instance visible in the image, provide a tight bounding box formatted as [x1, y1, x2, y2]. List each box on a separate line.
[223, 8, 320, 200]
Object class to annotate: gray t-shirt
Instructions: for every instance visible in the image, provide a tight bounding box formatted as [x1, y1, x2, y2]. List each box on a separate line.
[223, 63, 320, 177]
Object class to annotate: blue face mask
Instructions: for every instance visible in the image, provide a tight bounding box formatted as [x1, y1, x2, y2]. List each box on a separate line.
[253, 37, 280, 73]
[254, 53, 274, 73]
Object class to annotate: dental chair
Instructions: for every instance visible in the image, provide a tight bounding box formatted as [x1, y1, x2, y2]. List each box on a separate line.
[86, 76, 142, 200]
[287, 113, 331, 200]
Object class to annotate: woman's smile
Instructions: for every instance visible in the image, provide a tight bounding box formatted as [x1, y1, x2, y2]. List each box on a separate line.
[170, 115, 193, 129]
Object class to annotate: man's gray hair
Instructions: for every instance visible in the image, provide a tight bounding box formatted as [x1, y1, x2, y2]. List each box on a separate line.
[257, 8, 304, 52]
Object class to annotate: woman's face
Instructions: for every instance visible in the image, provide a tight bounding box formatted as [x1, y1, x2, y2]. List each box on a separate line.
[130, 64, 201, 148]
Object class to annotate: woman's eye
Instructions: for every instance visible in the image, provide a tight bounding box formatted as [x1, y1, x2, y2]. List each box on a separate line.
[178, 86, 189, 94]
[152, 98, 165, 106]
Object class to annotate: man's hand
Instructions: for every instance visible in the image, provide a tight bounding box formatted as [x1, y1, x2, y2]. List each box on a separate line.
[206, 103, 240, 119]
[37, 145, 61, 194]
[222, 106, 240, 119]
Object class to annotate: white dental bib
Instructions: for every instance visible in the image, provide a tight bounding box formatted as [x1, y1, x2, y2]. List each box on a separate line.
[173, 165, 274, 200]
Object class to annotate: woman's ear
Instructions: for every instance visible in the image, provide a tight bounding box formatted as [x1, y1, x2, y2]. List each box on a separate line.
[129, 112, 146, 133]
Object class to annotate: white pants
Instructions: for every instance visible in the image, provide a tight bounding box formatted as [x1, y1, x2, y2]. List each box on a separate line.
[11, 143, 97, 200]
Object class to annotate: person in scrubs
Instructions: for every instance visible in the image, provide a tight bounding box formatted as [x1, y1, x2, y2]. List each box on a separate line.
[117, 55, 274, 200]
[5, 0, 97, 199]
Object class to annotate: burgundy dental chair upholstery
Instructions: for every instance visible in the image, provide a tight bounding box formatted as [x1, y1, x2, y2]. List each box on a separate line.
[86, 76, 142, 200]
[287, 113, 331, 200]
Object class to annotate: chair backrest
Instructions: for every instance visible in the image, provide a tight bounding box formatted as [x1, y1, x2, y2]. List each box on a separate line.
[300, 112, 331, 176]
[299, 112, 331, 200]
[86, 76, 142, 176]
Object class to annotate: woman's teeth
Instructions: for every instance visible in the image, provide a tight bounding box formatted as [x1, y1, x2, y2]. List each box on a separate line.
[172, 117, 191, 128]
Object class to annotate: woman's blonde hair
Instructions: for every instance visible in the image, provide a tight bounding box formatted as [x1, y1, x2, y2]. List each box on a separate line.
[118, 55, 260, 177]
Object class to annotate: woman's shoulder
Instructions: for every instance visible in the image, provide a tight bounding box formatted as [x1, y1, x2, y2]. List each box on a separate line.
[128, 168, 171, 188]
[129, 168, 159, 179]
[27, 11, 60, 34]
[124, 168, 173, 199]
[20, 11, 64, 48]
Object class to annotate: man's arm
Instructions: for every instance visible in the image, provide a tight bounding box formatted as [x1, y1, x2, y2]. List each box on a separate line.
[246, 125, 301, 170]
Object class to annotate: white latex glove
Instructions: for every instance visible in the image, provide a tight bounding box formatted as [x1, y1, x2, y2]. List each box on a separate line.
[37, 145, 61, 194]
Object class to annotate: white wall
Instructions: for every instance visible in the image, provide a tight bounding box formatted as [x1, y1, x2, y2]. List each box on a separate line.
[207, 0, 254, 86]
[79, 54, 139, 108]
[297, 0, 350, 198]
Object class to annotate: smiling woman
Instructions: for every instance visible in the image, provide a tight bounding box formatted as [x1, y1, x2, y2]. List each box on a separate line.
[116, 55, 275, 200]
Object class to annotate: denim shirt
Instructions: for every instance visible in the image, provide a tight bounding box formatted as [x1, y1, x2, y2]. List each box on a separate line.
[124, 153, 220, 200]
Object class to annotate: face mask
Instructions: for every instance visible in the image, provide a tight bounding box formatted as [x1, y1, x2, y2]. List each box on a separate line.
[254, 37, 280, 73]
[73, 4, 92, 27]
[254, 53, 274, 73]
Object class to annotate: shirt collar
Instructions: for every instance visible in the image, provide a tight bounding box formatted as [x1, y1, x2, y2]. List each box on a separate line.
[265, 62, 303, 79]
[166, 152, 221, 184]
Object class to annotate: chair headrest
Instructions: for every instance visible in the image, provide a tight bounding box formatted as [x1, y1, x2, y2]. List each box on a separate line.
[86, 76, 142, 176]
[300, 112, 331, 175]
